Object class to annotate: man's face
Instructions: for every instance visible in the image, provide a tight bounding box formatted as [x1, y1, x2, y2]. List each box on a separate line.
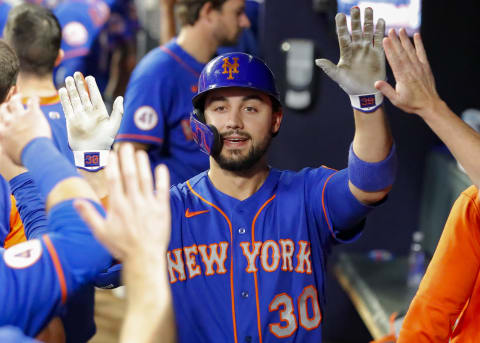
[213, 0, 250, 46]
[204, 87, 282, 171]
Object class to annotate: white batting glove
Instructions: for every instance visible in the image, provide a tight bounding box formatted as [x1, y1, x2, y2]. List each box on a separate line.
[316, 7, 386, 112]
[59, 72, 124, 171]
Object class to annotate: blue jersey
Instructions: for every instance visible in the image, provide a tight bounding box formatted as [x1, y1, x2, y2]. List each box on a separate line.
[116, 39, 209, 185]
[0, 1, 10, 37]
[0, 200, 111, 337]
[38, 95, 74, 165]
[168, 167, 373, 343]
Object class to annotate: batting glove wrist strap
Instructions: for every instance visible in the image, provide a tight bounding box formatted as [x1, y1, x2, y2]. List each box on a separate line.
[348, 143, 397, 192]
[74, 150, 109, 171]
[22, 137, 79, 199]
[349, 92, 384, 113]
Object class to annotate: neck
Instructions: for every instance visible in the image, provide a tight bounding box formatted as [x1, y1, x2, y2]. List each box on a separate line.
[176, 25, 218, 64]
[16, 72, 57, 98]
[208, 157, 270, 201]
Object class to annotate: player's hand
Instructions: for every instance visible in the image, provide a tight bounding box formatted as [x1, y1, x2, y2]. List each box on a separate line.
[374, 29, 441, 117]
[316, 7, 385, 111]
[0, 94, 51, 165]
[74, 144, 172, 261]
[0, 144, 27, 181]
[59, 72, 123, 152]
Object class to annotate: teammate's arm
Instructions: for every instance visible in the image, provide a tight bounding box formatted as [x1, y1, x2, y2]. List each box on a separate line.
[316, 7, 395, 205]
[75, 144, 176, 343]
[376, 29, 480, 186]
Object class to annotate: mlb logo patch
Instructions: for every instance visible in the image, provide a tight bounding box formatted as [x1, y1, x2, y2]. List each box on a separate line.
[84, 152, 100, 167]
[359, 95, 376, 108]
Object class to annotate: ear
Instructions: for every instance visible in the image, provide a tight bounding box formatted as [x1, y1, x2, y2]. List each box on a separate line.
[198, 1, 216, 23]
[54, 49, 64, 67]
[5, 85, 17, 102]
[271, 109, 283, 135]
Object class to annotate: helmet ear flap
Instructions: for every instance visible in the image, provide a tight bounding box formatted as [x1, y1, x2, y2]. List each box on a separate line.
[190, 110, 222, 156]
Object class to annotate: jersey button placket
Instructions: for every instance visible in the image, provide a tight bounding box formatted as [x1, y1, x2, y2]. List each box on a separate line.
[241, 291, 249, 298]
[238, 227, 246, 235]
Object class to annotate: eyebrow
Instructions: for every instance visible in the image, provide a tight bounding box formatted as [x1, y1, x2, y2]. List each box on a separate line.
[207, 94, 265, 104]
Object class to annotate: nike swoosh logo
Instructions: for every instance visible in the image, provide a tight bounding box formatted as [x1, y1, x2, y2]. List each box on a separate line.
[185, 208, 210, 218]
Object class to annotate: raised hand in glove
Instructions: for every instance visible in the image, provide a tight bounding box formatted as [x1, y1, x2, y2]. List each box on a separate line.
[60, 72, 123, 171]
[316, 7, 386, 112]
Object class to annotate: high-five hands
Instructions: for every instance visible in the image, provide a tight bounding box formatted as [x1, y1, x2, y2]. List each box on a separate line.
[59, 72, 123, 171]
[374, 29, 440, 116]
[316, 7, 386, 112]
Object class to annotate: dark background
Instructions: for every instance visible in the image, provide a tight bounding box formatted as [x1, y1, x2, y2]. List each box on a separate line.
[260, 0, 480, 341]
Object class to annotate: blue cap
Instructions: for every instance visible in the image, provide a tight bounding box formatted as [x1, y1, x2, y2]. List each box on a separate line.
[192, 52, 280, 109]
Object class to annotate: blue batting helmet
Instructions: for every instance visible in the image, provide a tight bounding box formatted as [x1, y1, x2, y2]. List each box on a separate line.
[190, 52, 280, 156]
[192, 52, 280, 110]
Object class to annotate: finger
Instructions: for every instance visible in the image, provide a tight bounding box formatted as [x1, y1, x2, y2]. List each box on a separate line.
[315, 59, 341, 84]
[383, 35, 404, 81]
[0, 103, 12, 125]
[413, 33, 431, 68]
[362, 7, 374, 44]
[398, 28, 418, 64]
[335, 13, 351, 63]
[373, 18, 386, 49]
[59, 87, 75, 122]
[26, 96, 41, 115]
[74, 72, 94, 113]
[109, 96, 124, 134]
[154, 164, 171, 211]
[350, 7, 362, 44]
[374, 80, 397, 103]
[136, 149, 154, 195]
[85, 76, 107, 114]
[8, 94, 25, 116]
[119, 143, 140, 198]
[66, 76, 84, 117]
[106, 150, 125, 200]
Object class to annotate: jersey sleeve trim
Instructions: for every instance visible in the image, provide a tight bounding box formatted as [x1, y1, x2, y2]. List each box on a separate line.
[42, 234, 68, 304]
[251, 194, 276, 343]
[115, 133, 164, 145]
[186, 180, 239, 343]
[321, 172, 337, 239]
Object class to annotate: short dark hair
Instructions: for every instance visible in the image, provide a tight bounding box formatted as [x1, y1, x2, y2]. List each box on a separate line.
[0, 40, 19, 103]
[3, 3, 61, 76]
[177, 0, 227, 26]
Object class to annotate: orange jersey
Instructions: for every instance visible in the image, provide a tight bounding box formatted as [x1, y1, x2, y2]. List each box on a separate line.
[398, 185, 480, 342]
[4, 195, 26, 249]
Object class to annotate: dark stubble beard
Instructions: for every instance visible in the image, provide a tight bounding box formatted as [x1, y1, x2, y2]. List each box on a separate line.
[213, 131, 272, 172]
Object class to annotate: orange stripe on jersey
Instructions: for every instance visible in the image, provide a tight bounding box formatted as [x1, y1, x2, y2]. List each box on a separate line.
[186, 181, 238, 343]
[43, 235, 68, 304]
[160, 46, 201, 77]
[115, 133, 164, 144]
[251, 194, 276, 343]
[4, 195, 27, 249]
[320, 165, 338, 172]
[22, 94, 61, 106]
[321, 172, 338, 238]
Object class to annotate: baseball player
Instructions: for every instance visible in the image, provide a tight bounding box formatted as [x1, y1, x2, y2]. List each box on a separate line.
[115, 0, 250, 185]
[3, 3, 74, 165]
[172, 7, 393, 342]
[374, 28, 480, 342]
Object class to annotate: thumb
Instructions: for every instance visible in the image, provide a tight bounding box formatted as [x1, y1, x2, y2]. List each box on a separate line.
[315, 59, 339, 83]
[109, 96, 124, 135]
[375, 80, 397, 103]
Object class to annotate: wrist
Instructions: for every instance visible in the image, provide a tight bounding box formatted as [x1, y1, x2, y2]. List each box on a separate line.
[418, 99, 449, 122]
[73, 150, 109, 171]
[349, 92, 384, 113]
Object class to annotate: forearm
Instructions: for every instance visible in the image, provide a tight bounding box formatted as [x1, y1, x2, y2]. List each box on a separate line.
[420, 100, 480, 186]
[349, 106, 394, 203]
[10, 173, 48, 239]
[121, 254, 176, 343]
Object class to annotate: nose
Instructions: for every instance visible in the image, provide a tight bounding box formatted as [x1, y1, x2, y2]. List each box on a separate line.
[225, 108, 244, 130]
[239, 12, 250, 29]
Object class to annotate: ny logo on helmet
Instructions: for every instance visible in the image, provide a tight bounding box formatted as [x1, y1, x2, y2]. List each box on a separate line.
[222, 57, 239, 80]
